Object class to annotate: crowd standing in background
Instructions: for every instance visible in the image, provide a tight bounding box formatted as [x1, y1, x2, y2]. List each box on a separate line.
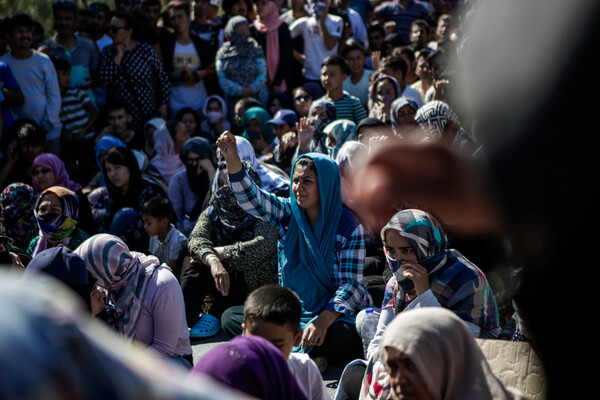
[1, 0, 545, 399]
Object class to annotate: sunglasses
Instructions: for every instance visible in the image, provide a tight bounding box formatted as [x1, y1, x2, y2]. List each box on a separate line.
[185, 157, 203, 165]
[294, 94, 311, 102]
[107, 25, 127, 34]
[32, 167, 51, 176]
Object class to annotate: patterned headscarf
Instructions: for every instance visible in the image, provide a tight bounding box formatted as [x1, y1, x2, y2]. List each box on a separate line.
[0, 183, 38, 250]
[75, 234, 160, 338]
[415, 101, 476, 151]
[32, 186, 80, 256]
[208, 160, 261, 244]
[217, 16, 265, 88]
[308, 98, 337, 137]
[322, 119, 358, 159]
[30, 153, 82, 193]
[380, 209, 448, 292]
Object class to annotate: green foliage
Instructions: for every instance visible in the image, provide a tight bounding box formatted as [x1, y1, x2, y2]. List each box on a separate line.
[0, 0, 115, 39]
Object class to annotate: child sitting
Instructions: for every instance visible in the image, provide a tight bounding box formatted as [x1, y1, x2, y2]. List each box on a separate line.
[141, 196, 189, 280]
[199, 95, 231, 143]
[242, 285, 332, 400]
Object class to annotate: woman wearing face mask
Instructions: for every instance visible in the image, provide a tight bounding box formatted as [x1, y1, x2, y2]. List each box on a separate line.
[27, 186, 90, 257]
[168, 137, 216, 237]
[294, 98, 337, 161]
[216, 16, 268, 122]
[335, 209, 501, 400]
[368, 75, 401, 124]
[30, 153, 96, 235]
[199, 95, 231, 143]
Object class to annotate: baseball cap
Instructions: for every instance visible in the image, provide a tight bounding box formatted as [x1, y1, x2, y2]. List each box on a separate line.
[267, 109, 299, 126]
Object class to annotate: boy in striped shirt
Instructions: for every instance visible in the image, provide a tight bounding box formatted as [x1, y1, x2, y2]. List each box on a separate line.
[319, 55, 367, 125]
[52, 56, 98, 177]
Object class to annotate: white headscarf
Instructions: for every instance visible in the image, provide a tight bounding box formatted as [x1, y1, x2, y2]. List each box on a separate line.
[380, 308, 526, 400]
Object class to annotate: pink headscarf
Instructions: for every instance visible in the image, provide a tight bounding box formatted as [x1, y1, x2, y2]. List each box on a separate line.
[151, 123, 185, 185]
[30, 153, 82, 193]
[253, 1, 286, 91]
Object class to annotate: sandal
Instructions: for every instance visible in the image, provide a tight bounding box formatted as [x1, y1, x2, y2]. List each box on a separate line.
[189, 313, 221, 339]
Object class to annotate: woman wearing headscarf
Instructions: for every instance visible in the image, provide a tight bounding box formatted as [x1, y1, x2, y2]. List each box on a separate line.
[241, 106, 277, 157]
[414, 100, 476, 152]
[251, 0, 292, 93]
[390, 96, 419, 137]
[0, 183, 38, 251]
[323, 119, 358, 159]
[216, 16, 268, 121]
[75, 233, 193, 369]
[199, 95, 231, 143]
[233, 135, 289, 197]
[217, 131, 372, 366]
[150, 121, 188, 185]
[101, 146, 165, 252]
[294, 98, 337, 161]
[182, 160, 278, 338]
[193, 335, 308, 400]
[336, 210, 502, 400]
[168, 137, 216, 237]
[27, 186, 90, 257]
[359, 308, 526, 400]
[368, 75, 402, 124]
[30, 153, 96, 234]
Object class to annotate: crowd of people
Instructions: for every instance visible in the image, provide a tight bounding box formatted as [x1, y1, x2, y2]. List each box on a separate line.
[0, 0, 540, 399]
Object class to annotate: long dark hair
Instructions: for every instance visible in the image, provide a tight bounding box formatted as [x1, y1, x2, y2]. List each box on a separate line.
[102, 147, 142, 206]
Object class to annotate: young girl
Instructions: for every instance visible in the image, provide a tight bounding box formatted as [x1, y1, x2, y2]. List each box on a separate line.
[216, 130, 372, 366]
[368, 75, 401, 124]
[199, 95, 231, 143]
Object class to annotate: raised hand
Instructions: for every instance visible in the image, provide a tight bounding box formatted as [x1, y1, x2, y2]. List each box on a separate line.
[296, 117, 314, 151]
[216, 131, 243, 174]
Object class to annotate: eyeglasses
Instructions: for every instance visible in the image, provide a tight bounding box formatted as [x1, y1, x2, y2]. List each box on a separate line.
[294, 94, 311, 102]
[32, 167, 51, 176]
[185, 157, 203, 165]
[107, 25, 127, 34]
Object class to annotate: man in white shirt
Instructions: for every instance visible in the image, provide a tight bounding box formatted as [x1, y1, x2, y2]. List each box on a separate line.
[290, 0, 344, 83]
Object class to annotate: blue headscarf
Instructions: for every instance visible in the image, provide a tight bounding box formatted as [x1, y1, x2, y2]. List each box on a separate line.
[279, 153, 342, 317]
[94, 135, 126, 186]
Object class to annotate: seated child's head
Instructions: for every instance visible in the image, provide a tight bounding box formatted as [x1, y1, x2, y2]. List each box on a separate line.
[141, 196, 176, 238]
[242, 285, 303, 360]
[51, 56, 71, 92]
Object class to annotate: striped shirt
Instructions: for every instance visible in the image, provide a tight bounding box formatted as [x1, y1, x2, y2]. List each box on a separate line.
[229, 168, 372, 316]
[319, 92, 367, 124]
[60, 87, 91, 136]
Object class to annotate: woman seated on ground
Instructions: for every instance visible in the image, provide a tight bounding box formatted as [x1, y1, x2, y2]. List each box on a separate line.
[150, 120, 189, 185]
[101, 146, 165, 252]
[168, 137, 216, 237]
[241, 106, 277, 159]
[75, 233, 193, 370]
[336, 209, 500, 400]
[27, 186, 90, 257]
[182, 160, 278, 338]
[0, 183, 38, 251]
[216, 131, 372, 367]
[359, 307, 527, 400]
[30, 153, 96, 235]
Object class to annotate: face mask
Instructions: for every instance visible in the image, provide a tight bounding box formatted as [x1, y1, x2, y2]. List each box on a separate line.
[37, 212, 60, 223]
[206, 111, 223, 124]
[385, 253, 417, 292]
